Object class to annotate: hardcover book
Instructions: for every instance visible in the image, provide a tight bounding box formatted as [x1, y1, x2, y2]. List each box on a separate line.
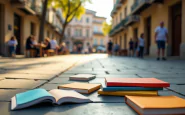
[125, 96, 185, 115]
[105, 78, 170, 87]
[58, 82, 101, 94]
[102, 86, 163, 91]
[11, 89, 91, 110]
[98, 89, 158, 96]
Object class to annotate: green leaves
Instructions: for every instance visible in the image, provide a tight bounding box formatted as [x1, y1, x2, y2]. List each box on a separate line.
[102, 21, 112, 36]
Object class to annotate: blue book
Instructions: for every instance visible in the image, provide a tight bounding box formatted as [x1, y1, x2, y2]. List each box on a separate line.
[11, 88, 91, 110]
[102, 87, 163, 91]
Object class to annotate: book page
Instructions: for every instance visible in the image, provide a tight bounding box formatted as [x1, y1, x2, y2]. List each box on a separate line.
[49, 89, 89, 102]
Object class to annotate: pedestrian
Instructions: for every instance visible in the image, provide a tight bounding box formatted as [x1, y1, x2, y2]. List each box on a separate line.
[107, 40, 113, 56]
[155, 21, 168, 61]
[114, 43, 120, 56]
[129, 38, 134, 57]
[50, 38, 59, 55]
[8, 36, 18, 57]
[134, 38, 139, 57]
[138, 33, 145, 58]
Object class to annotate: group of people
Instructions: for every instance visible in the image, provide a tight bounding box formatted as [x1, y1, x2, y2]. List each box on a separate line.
[107, 21, 168, 60]
[25, 36, 68, 57]
[8, 35, 68, 57]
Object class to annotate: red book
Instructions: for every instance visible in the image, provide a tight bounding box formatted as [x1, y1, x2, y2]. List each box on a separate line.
[105, 78, 170, 87]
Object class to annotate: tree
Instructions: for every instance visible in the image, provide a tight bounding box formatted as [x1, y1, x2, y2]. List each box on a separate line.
[39, 0, 48, 42]
[48, 0, 91, 42]
[102, 21, 112, 36]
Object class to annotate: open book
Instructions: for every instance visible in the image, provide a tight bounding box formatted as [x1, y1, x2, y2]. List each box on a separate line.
[11, 89, 92, 110]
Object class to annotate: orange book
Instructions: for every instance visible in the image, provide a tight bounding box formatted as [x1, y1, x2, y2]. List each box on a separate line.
[106, 78, 170, 87]
[125, 96, 185, 115]
[58, 82, 101, 94]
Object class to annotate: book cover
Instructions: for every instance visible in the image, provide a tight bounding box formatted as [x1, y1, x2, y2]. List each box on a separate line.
[11, 89, 91, 110]
[105, 78, 170, 87]
[102, 86, 163, 91]
[98, 89, 158, 96]
[58, 82, 101, 94]
[125, 96, 185, 115]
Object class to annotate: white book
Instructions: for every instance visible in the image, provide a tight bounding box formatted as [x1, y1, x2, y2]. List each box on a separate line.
[11, 89, 92, 110]
[69, 74, 96, 81]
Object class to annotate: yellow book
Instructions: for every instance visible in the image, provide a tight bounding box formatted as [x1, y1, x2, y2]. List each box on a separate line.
[58, 82, 101, 94]
[98, 89, 158, 96]
[125, 96, 185, 115]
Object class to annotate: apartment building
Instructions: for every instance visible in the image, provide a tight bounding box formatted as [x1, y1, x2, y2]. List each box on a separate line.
[65, 9, 108, 52]
[0, 0, 63, 56]
[110, 0, 185, 59]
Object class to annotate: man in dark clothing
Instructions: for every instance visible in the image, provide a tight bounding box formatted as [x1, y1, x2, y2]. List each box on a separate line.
[107, 40, 113, 56]
[129, 39, 134, 57]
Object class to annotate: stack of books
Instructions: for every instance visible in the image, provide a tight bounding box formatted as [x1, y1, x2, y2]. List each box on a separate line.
[98, 78, 170, 96]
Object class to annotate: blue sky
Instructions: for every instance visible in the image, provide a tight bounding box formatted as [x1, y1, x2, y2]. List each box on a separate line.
[85, 0, 113, 23]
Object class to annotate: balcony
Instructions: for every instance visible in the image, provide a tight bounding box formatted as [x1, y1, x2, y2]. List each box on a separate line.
[11, 0, 36, 15]
[131, 0, 154, 15]
[109, 18, 128, 37]
[125, 15, 140, 26]
[111, 0, 122, 17]
[93, 31, 104, 36]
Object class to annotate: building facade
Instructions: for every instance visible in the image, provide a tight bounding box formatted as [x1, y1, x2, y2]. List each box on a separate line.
[110, 0, 185, 59]
[65, 9, 108, 52]
[0, 0, 63, 56]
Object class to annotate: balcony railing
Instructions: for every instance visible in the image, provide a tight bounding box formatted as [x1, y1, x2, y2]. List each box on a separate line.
[93, 31, 104, 35]
[109, 17, 128, 36]
[111, 0, 122, 17]
[131, 0, 152, 14]
[125, 15, 140, 26]
[11, 0, 36, 15]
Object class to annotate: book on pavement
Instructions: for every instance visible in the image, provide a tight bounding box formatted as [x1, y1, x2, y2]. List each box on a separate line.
[125, 96, 185, 115]
[11, 88, 91, 110]
[69, 74, 96, 81]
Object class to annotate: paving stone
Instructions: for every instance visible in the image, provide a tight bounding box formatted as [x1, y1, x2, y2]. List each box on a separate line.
[89, 78, 105, 86]
[138, 74, 185, 78]
[159, 78, 185, 85]
[63, 71, 106, 74]
[39, 83, 65, 91]
[0, 102, 137, 115]
[167, 85, 185, 95]
[0, 89, 27, 101]
[108, 70, 153, 75]
[58, 74, 76, 78]
[96, 75, 140, 78]
[6, 70, 61, 75]
[48, 77, 88, 84]
[0, 79, 46, 89]
[158, 90, 185, 98]
[0, 73, 55, 80]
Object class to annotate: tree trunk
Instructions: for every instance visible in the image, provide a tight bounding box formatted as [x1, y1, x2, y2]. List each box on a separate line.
[59, 23, 67, 43]
[39, 0, 48, 42]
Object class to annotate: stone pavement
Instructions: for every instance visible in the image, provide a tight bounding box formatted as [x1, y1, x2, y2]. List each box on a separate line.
[0, 54, 185, 115]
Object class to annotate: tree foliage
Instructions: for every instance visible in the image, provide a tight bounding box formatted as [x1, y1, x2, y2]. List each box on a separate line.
[102, 21, 112, 36]
[48, 0, 91, 42]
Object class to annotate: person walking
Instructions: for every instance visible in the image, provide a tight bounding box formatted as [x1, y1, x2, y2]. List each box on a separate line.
[138, 33, 145, 58]
[107, 40, 113, 56]
[8, 36, 18, 57]
[129, 38, 134, 57]
[155, 21, 168, 61]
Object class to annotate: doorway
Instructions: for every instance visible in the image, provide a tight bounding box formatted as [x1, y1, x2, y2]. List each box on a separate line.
[171, 3, 182, 56]
[0, 4, 4, 55]
[145, 16, 151, 55]
[120, 35, 122, 49]
[14, 13, 22, 54]
[124, 34, 127, 49]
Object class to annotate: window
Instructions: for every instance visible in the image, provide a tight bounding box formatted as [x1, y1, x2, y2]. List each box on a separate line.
[100, 39, 104, 45]
[86, 29, 89, 37]
[94, 26, 98, 32]
[30, 22, 35, 35]
[75, 29, 82, 37]
[120, 13, 122, 22]
[79, 29, 82, 36]
[47, 30, 50, 38]
[67, 28, 71, 37]
[86, 17, 89, 23]
[125, 7, 127, 18]
[93, 38, 97, 45]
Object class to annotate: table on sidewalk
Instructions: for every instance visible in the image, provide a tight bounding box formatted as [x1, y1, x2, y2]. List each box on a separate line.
[39, 44, 46, 57]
